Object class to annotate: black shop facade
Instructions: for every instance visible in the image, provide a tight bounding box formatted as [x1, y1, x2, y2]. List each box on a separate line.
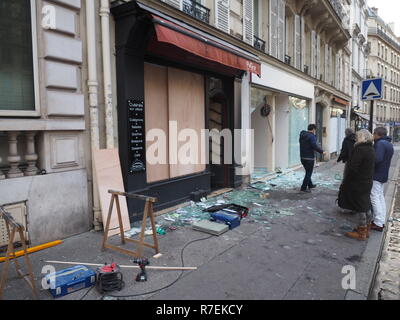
[111, 1, 261, 220]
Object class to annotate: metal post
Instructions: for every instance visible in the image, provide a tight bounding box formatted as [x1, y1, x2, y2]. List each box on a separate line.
[369, 100, 374, 133]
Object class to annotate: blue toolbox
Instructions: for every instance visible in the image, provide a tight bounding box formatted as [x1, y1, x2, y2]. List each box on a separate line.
[44, 265, 96, 298]
[210, 210, 241, 230]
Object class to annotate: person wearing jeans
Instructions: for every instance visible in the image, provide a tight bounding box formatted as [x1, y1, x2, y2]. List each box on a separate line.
[299, 124, 326, 193]
[370, 127, 394, 232]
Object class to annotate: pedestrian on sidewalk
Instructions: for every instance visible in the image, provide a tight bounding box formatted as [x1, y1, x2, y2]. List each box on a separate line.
[299, 124, 326, 193]
[337, 128, 356, 163]
[370, 127, 394, 232]
[338, 129, 375, 241]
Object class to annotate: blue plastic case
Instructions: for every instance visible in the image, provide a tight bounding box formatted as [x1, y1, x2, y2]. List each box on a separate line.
[45, 265, 96, 298]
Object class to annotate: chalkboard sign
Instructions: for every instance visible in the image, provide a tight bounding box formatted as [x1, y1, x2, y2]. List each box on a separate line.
[128, 99, 146, 174]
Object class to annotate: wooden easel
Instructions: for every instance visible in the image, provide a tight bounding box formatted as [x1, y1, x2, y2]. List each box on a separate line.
[102, 190, 160, 258]
[0, 207, 38, 300]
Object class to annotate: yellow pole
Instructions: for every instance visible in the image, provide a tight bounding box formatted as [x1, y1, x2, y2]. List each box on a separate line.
[0, 240, 63, 263]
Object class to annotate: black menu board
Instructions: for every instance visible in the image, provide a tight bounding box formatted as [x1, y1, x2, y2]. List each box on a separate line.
[128, 99, 146, 174]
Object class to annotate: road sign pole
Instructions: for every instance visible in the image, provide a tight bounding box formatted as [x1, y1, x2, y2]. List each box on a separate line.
[369, 100, 374, 133]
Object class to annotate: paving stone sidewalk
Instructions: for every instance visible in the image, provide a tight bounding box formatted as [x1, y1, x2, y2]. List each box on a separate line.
[1, 152, 399, 300]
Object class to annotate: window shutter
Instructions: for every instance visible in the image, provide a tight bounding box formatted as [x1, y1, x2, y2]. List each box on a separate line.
[269, 0, 278, 58]
[277, 0, 285, 61]
[311, 30, 316, 77]
[324, 44, 329, 82]
[243, 0, 253, 45]
[294, 14, 301, 70]
[162, 0, 182, 9]
[301, 16, 305, 72]
[335, 53, 340, 88]
[316, 34, 320, 79]
[215, 0, 230, 33]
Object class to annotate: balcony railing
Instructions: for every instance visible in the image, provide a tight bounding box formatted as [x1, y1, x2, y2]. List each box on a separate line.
[369, 27, 400, 52]
[253, 36, 266, 52]
[182, 0, 210, 24]
[0, 131, 40, 180]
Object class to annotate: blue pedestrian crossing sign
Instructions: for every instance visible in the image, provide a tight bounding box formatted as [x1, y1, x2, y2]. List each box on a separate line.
[361, 78, 384, 101]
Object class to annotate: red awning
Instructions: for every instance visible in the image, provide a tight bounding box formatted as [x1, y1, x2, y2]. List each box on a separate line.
[149, 14, 261, 76]
[333, 97, 350, 106]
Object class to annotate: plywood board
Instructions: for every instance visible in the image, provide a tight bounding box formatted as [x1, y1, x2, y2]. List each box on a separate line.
[93, 149, 131, 236]
[168, 67, 206, 178]
[144, 63, 170, 183]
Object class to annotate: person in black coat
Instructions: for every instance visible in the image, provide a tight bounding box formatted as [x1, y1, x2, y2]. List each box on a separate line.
[299, 124, 326, 193]
[337, 128, 356, 163]
[338, 129, 375, 241]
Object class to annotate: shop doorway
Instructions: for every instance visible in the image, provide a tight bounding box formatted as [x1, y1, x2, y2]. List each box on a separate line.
[316, 104, 324, 162]
[288, 97, 309, 167]
[207, 77, 230, 190]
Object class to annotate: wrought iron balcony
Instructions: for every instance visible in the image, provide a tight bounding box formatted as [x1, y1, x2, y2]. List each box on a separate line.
[182, 0, 210, 24]
[369, 27, 400, 52]
[253, 36, 266, 52]
[327, 0, 345, 20]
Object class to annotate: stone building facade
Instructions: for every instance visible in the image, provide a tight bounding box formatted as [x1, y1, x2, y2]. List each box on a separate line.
[367, 6, 400, 138]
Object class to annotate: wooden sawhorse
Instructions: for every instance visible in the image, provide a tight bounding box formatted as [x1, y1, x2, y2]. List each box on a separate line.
[0, 207, 38, 300]
[102, 190, 160, 258]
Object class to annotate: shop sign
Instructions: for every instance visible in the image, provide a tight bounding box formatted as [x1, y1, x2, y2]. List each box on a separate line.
[128, 99, 146, 173]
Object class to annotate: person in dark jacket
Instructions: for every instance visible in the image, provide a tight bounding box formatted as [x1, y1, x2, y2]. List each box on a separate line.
[299, 124, 326, 193]
[339, 129, 375, 241]
[337, 128, 356, 163]
[370, 127, 394, 232]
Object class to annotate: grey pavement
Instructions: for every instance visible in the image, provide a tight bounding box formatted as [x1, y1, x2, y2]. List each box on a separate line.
[1, 149, 399, 300]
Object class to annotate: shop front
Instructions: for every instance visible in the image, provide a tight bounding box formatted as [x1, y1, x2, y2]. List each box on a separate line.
[315, 89, 350, 161]
[250, 63, 315, 172]
[392, 123, 400, 142]
[111, 1, 261, 219]
[328, 97, 349, 158]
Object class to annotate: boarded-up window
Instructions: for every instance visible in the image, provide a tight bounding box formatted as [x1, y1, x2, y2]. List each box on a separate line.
[144, 63, 170, 183]
[144, 63, 206, 183]
[168, 67, 206, 178]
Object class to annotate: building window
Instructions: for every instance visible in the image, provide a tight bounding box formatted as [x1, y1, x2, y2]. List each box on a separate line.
[0, 0, 38, 116]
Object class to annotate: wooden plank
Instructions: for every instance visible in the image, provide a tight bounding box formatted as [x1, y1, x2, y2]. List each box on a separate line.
[93, 149, 131, 236]
[45, 260, 197, 271]
[125, 238, 157, 250]
[144, 63, 170, 183]
[103, 243, 139, 258]
[108, 190, 157, 202]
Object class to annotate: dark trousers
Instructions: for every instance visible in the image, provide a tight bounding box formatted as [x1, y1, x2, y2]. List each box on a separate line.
[301, 159, 315, 190]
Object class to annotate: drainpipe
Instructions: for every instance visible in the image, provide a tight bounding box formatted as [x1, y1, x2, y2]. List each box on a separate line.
[86, 0, 102, 230]
[100, 0, 115, 149]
